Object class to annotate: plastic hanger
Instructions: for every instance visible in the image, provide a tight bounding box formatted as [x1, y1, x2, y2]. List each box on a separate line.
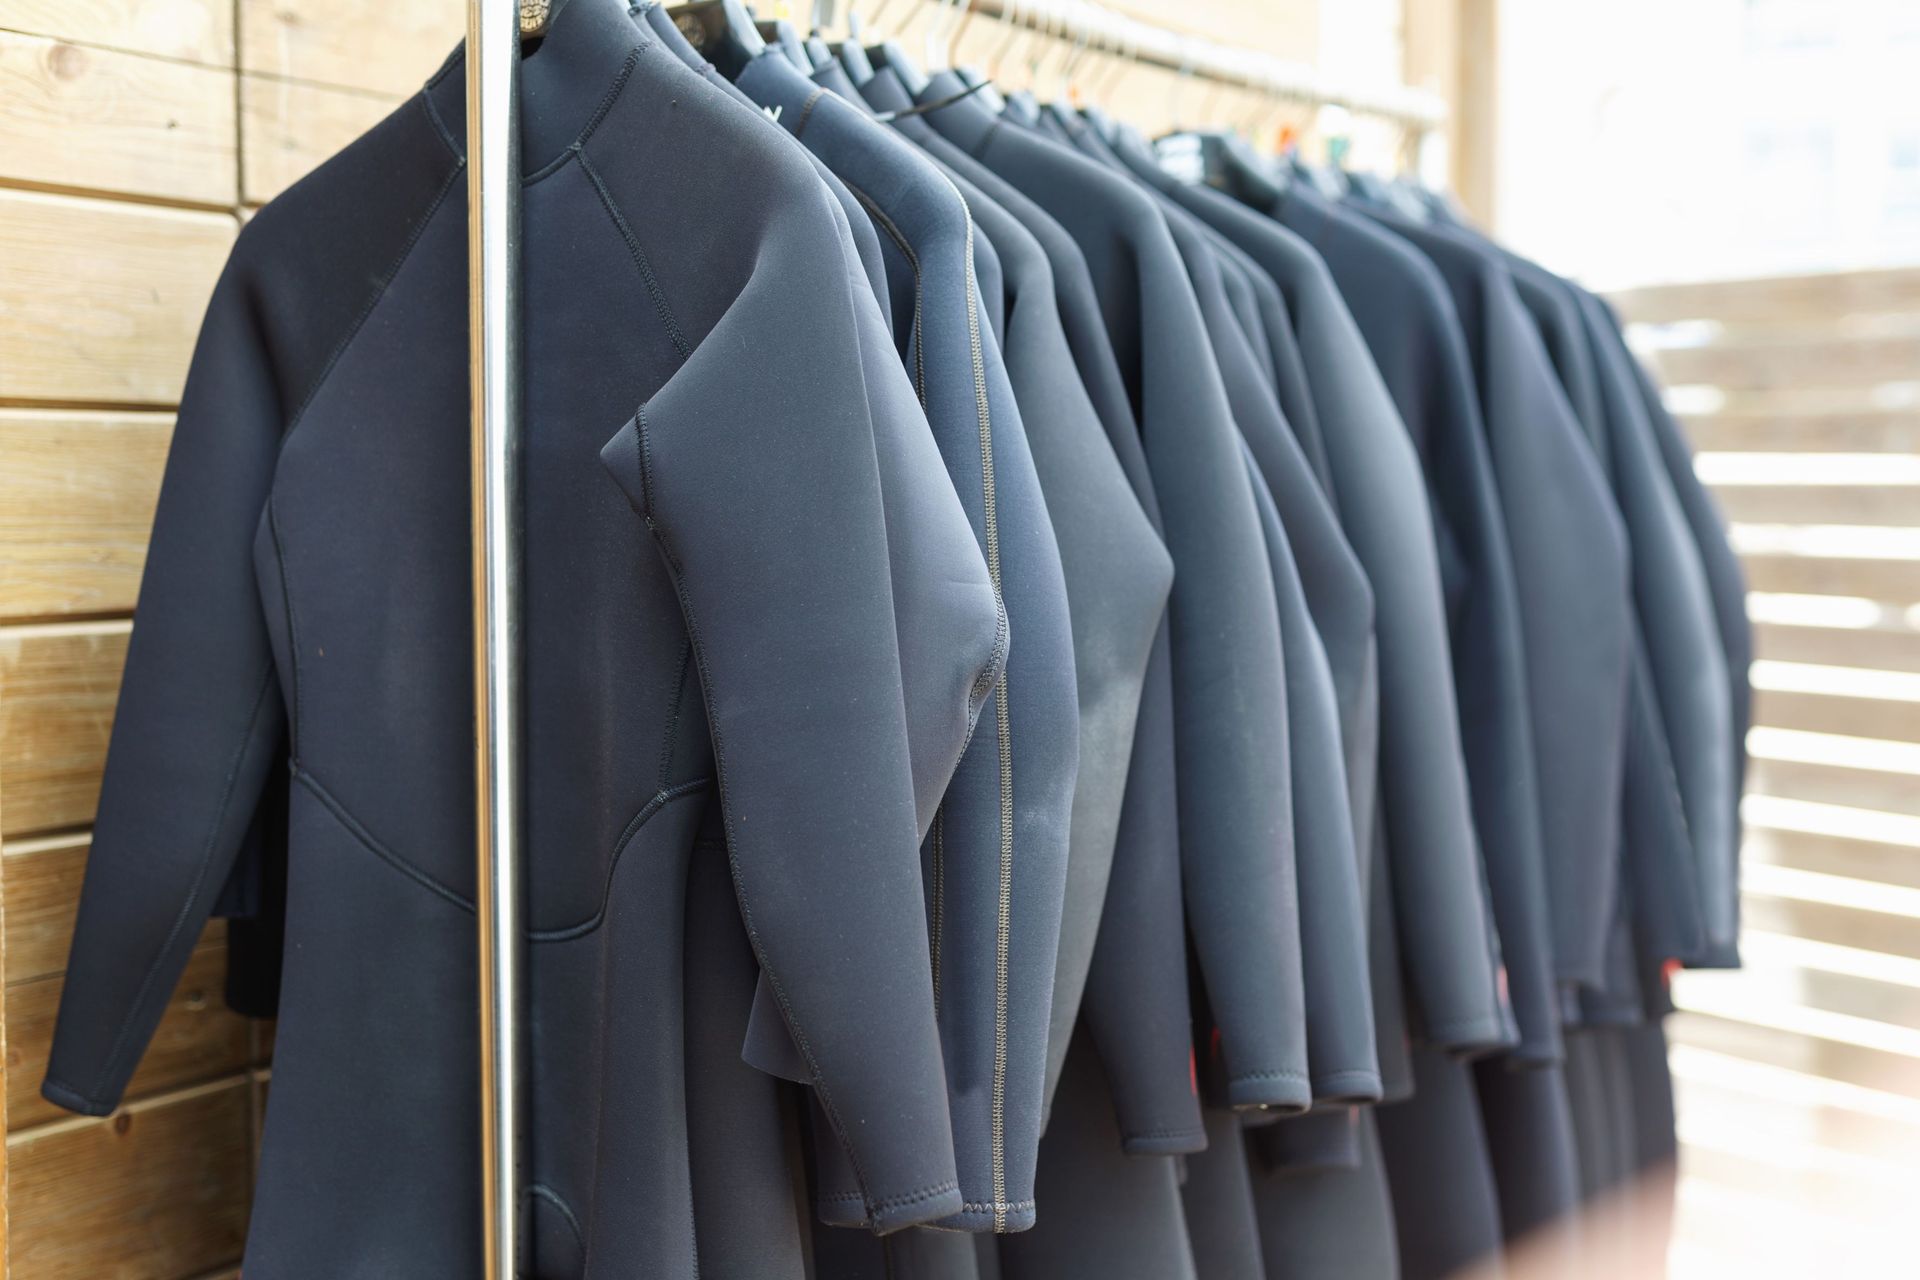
[667, 0, 766, 78]
[754, 17, 811, 69]
[867, 39, 930, 95]
[835, 0, 877, 84]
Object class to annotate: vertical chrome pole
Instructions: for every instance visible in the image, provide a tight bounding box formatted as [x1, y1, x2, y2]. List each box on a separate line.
[466, 0, 528, 1274]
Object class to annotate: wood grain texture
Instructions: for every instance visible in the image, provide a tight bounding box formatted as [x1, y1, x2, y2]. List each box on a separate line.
[0, 622, 129, 839]
[1744, 826, 1920, 893]
[237, 0, 462, 97]
[1753, 687, 1920, 745]
[0, 0, 234, 68]
[0, 190, 233, 405]
[1747, 758, 1920, 820]
[1, 833, 89, 987]
[1615, 267, 1920, 326]
[1655, 330, 1920, 394]
[8, 939, 248, 1130]
[238, 73, 397, 205]
[1712, 484, 1920, 529]
[1753, 621, 1920, 675]
[1740, 893, 1920, 963]
[1684, 410, 1920, 455]
[0, 410, 170, 622]
[1669, 1009, 1920, 1100]
[1741, 553, 1920, 603]
[6, 1078, 250, 1279]
[0, 32, 237, 205]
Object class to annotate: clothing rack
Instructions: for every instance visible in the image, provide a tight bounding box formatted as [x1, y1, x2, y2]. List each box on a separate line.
[467, 0, 541, 1276]
[459, 2, 1442, 1275]
[887, 0, 1447, 131]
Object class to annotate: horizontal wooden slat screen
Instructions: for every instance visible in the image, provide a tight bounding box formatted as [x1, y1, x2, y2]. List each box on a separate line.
[0, 0, 462, 1272]
[1623, 266, 1920, 1277]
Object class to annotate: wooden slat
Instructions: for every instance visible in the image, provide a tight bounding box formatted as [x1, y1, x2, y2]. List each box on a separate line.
[0, 32, 237, 206]
[1675, 1139, 1909, 1226]
[0, 622, 129, 839]
[1740, 894, 1920, 963]
[1653, 330, 1920, 394]
[1754, 621, 1920, 675]
[1714, 963, 1920, 1038]
[1745, 826, 1920, 892]
[1742, 552, 1920, 602]
[0, 190, 234, 405]
[1682, 410, 1920, 455]
[2, 832, 88, 986]
[0, 410, 170, 621]
[8, 937, 249, 1130]
[238, 0, 462, 98]
[1753, 687, 1920, 745]
[7, 1078, 250, 1279]
[1675, 1073, 1920, 1171]
[0, 0, 234, 67]
[238, 74, 397, 206]
[1669, 1010, 1920, 1099]
[1614, 268, 1920, 326]
[1747, 758, 1920, 819]
[1713, 484, 1920, 528]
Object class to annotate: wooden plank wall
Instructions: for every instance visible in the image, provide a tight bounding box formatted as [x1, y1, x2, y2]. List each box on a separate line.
[0, 2, 461, 1274]
[1615, 269, 1920, 1277]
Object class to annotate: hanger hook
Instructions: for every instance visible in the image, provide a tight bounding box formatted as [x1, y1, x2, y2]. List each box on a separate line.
[1056, 1, 1082, 100]
[1168, 39, 1195, 130]
[923, 0, 953, 71]
[1092, 10, 1132, 106]
[1025, 0, 1056, 93]
[988, 0, 1024, 81]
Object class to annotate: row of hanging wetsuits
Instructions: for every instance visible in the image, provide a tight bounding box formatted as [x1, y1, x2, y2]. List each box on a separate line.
[38, 0, 1748, 1275]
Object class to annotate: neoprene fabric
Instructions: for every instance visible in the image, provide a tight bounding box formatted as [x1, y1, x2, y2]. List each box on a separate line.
[44, 8, 1739, 1274]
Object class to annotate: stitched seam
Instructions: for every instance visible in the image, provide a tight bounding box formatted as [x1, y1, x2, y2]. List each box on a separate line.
[961, 1199, 1035, 1213]
[420, 90, 460, 162]
[929, 808, 945, 1010]
[526, 1184, 586, 1255]
[793, 86, 827, 139]
[960, 203, 1016, 1233]
[89, 671, 275, 1100]
[845, 184, 927, 405]
[281, 157, 463, 442]
[817, 1179, 959, 1210]
[1126, 1126, 1208, 1140]
[530, 777, 711, 941]
[266, 499, 301, 755]
[293, 766, 475, 912]
[635, 404, 882, 1213]
[657, 639, 695, 790]
[1230, 1067, 1314, 1082]
[574, 45, 646, 151]
[846, 186, 1006, 706]
[522, 45, 647, 185]
[40, 1079, 108, 1115]
[426, 47, 463, 90]
[961, 114, 1007, 161]
[580, 147, 692, 359]
[291, 765, 709, 938]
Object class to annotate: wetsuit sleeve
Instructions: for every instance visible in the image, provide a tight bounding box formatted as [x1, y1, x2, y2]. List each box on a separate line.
[44, 260, 289, 1117]
[597, 182, 980, 1233]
